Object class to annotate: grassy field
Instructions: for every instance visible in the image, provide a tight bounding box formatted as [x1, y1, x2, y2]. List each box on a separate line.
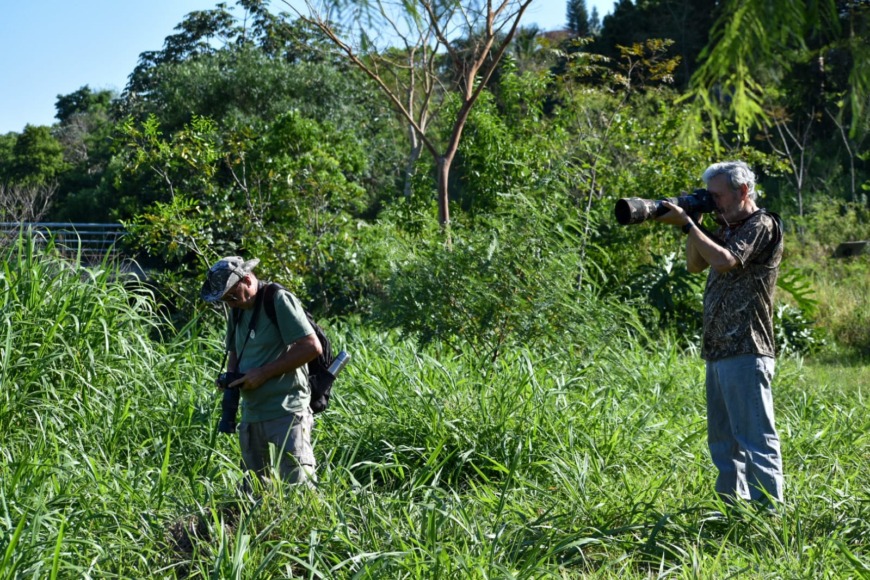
[1, 242, 867, 578]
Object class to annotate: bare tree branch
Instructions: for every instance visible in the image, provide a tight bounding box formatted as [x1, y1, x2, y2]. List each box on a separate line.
[0, 181, 58, 223]
[285, 0, 535, 228]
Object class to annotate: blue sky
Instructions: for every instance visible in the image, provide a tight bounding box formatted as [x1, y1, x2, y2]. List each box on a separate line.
[0, 0, 615, 134]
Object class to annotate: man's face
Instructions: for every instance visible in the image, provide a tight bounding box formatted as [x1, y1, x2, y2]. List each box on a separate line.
[220, 275, 256, 308]
[707, 174, 743, 221]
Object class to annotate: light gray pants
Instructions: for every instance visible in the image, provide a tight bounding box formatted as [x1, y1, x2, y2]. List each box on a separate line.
[706, 354, 783, 503]
[239, 409, 317, 487]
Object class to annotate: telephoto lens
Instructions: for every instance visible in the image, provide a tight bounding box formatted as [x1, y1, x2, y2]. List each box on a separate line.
[218, 386, 241, 434]
[614, 197, 664, 225]
[614, 189, 715, 225]
[216, 371, 245, 434]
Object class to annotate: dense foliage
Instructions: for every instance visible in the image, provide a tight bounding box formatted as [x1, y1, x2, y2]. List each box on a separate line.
[0, 0, 866, 352]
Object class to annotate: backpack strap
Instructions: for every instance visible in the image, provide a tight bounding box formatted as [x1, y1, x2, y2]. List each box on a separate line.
[761, 209, 783, 248]
[261, 282, 282, 327]
[260, 282, 332, 360]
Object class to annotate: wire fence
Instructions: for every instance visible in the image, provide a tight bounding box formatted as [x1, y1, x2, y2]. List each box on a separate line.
[0, 222, 127, 262]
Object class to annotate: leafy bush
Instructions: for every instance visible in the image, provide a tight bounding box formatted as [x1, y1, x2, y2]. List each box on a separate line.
[780, 205, 870, 357]
[117, 111, 387, 318]
[775, 303, 827, 356]
[620, 251, 705, 340]
[376, 194, 645, 364]
[787, 201, 870, 258]
[450, 71, 566, 217]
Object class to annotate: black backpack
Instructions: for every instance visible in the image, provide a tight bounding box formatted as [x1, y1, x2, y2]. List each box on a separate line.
[234, 282, 336, 414]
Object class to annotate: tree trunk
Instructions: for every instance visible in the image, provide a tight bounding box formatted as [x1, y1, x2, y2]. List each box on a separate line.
[437, 155, 451, 227]
[403, 132, 423, 198]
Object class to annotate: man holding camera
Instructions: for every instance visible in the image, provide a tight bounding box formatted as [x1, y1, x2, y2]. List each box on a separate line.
[201, 256, 321, 488]
[655, 161, 784, 507]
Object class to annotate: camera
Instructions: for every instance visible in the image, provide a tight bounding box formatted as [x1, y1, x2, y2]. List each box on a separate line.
[217, 371, 245, 390]
[217, 372, 245, 434]
[614, 188, 716, 225]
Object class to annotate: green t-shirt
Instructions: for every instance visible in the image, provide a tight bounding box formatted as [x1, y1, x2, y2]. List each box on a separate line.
[226, 285, 314, 422]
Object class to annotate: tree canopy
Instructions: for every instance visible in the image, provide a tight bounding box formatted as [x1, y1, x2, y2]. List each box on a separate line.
[0, 0, 865, 339]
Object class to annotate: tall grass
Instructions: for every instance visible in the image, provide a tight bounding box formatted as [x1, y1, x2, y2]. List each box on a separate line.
[0, 236, 225, 577]
[1, 237, 867, 577]
[785, 202, 870, 356]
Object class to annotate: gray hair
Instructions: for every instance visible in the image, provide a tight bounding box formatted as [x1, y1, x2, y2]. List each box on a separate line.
[702, 161, 757, 201]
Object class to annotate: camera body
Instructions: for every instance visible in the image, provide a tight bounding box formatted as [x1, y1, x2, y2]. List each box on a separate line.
[217, 371, 245, 390]
[614, 188, 716, 225]
[217, 372, 245, 434]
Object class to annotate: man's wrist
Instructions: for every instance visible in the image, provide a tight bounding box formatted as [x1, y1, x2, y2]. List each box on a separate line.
[681, 220, 695, 234]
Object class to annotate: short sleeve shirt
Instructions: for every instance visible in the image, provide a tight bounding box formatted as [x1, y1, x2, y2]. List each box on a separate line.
[702, 210, 782, 361]
[226, 285, 314, 421]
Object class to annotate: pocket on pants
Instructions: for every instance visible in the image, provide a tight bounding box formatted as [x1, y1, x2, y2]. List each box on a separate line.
[238, 421, 269, 474]
[265, 413, 315, 466]
[238, 421, 251, 448]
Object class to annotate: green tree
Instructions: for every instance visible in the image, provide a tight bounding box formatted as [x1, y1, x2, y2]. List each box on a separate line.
[595, 0, 717, 87]
[117, 108, 379, 315]
[124, 2, 337, 123]
[46, 87, 120, 222]
[125, 3, 237, 100]
[567, 0, 590, 36]
[596, 0, 645, 54]
[294, 0, 536, 229]
[9, 125, 67, 186]
[589, 6, 601, 35]
[54, 86, 114, 124]
[0, 128, 64, 221]
[109, 1, 405, 222]
[0, 132, 15, 185]
[683, 0, 869, 141]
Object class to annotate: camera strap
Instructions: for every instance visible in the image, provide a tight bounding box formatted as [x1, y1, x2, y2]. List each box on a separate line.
[218, 283, 266, 374]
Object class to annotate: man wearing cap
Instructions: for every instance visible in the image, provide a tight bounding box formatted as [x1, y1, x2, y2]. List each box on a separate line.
[201, 256, 321, 487]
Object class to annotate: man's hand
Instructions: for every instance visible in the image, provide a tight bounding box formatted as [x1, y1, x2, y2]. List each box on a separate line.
[655, 200, 691, 226]
[230, 368, 268, 391]
[223, 334, 321, 393]
[216, 371, 246, 391]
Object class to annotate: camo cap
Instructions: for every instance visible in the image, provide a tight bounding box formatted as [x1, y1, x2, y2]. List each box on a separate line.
[200, 256, 260, 303]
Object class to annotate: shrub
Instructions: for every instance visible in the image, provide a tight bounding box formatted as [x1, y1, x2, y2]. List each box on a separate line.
[376, 194, 646, 365]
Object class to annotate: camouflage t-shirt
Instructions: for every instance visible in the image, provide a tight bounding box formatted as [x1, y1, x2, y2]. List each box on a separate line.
[702, 210, 783, 361]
